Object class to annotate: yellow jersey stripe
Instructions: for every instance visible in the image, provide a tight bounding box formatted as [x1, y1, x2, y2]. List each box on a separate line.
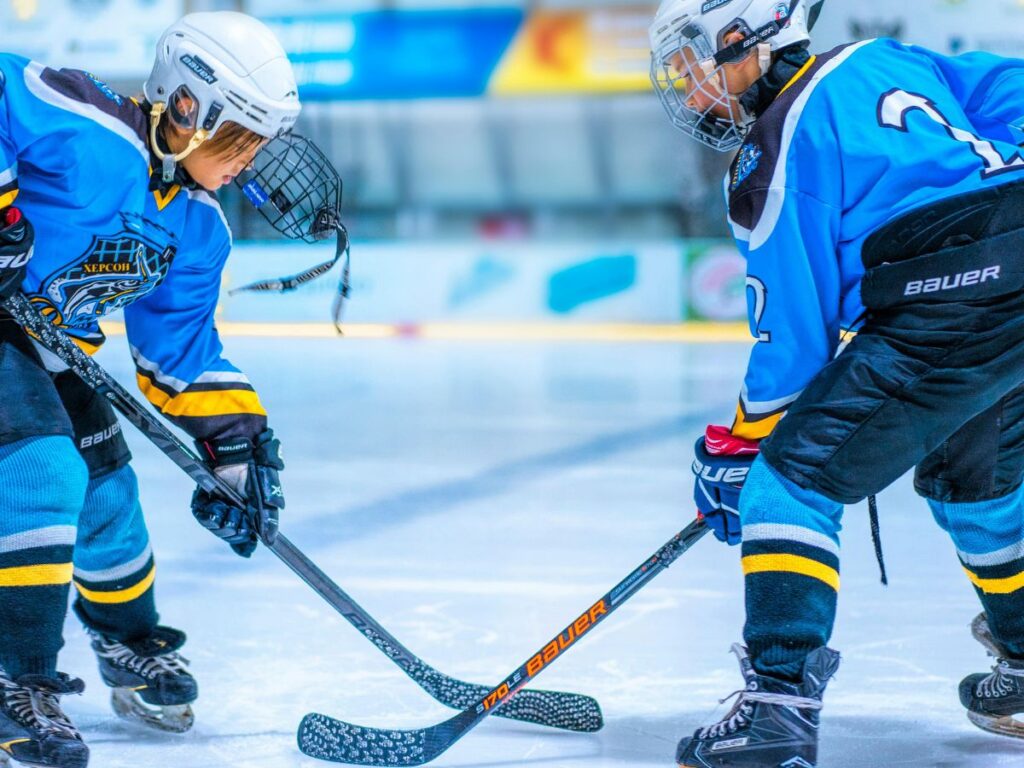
[0, 190, 18, 210]
[732, 404, 784, 441]
[72, 336, 101, 355]
[742, 553, 840, 591]
[779, 55, 818, 97]
[152, 185, 181, 211]
[21, 327, 99, 355]
[75, 563, 156, 604]
[136, 375, 267, 418]
[0, 562, 73, 587]
[963, 566, 1024, 595]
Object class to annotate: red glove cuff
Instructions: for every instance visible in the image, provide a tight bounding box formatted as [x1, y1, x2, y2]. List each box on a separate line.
[704, 424, 760, 457]
[2, 207, 22, 228]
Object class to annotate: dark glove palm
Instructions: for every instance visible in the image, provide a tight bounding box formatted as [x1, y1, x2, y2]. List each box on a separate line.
[191, 429, 285, 557]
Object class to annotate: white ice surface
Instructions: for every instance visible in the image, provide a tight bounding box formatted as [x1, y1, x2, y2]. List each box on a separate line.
[53, 335, 1024, 767]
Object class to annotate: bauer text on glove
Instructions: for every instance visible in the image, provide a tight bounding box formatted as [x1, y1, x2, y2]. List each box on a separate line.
[692, 424, 759, 545]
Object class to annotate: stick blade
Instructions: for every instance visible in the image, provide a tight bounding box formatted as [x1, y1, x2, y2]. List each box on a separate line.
[298, 713, 436, 766]
[496, 689, 603, 732]
[408, 660, 603, 733]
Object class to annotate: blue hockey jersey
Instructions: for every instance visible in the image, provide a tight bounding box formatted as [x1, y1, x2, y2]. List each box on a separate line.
[727, 38, 1024, 440]
[0, 53, 265, 442]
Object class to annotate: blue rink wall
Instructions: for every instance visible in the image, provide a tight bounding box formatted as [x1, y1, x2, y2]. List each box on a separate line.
[218, 239, 750, 325]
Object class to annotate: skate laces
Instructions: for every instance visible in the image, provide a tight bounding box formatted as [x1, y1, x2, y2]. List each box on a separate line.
[1, 674, 84, 740]
[977, 660, 1024, 699]
[701, 686, 756, 738]
[699, 644, 824, 740]
[97, 637, 191, 680]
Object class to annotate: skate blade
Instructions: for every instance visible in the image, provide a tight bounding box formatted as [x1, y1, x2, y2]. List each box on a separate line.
[110, 688, 194, 734]
[967, 709, 1024, 739]
[0, 749, 88, 768]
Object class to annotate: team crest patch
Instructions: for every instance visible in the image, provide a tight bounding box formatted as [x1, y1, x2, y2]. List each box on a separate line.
[34, 213, 177, 327]
[772, 2, 790, 21]
[731, 143, 763, 190]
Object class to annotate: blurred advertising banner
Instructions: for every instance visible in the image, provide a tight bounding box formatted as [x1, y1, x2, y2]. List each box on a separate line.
[0, 0, 184, 79]
[813, 0, 1024, 57]
[259, 6, 657, 101]
[490, 7, 654, 95]
[220, 240, 693, 324]
[263, 10, 523, 101]
[683, 242, 747, 323]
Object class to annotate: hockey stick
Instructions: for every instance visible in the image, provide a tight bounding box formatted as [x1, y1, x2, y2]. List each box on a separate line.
[298, 518, 710, 765]
[2, 293, 602, 733]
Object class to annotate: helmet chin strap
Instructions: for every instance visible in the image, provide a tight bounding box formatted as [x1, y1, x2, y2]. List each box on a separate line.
[148, 102, 210, 183]
[723, 43, 773, 136]
[735, 42, 774, 128]
[756, 42, 773, 77]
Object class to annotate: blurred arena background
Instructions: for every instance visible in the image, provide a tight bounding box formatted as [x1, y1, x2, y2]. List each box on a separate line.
[1, 0, 1022, 332]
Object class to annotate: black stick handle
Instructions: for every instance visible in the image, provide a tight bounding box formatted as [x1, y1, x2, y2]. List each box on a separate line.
[3, 293, 416, 650]
[473, 518, 709, 719]
[298, 519, 710, 765]
[4, 292, 603, 735]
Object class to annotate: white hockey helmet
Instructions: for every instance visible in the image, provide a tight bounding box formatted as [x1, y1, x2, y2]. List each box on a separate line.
[144, 11, 301, 180]
[649, 0, 814, 151]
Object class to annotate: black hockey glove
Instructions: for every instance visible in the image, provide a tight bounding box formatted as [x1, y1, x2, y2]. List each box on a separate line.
[190, 429, 285, 558]
[0, 207, 34, 301]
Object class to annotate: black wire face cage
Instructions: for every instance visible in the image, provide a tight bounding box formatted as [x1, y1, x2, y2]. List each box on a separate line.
[237, 133, 342, 243]
[231, 133, 352, 331]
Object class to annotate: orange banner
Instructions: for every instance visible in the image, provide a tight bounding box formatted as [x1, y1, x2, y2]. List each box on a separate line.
[490, 7, 656, 95]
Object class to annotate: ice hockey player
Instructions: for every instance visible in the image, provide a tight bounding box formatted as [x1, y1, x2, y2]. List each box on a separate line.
[648, 0, 1024, 765]
[0, 12, 304, 768]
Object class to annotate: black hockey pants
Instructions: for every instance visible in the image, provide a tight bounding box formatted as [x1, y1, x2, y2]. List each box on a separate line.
[762, 179, 1024, 505]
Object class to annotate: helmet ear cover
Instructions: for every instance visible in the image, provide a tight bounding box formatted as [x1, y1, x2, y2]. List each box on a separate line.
[167, 85, 198, 131]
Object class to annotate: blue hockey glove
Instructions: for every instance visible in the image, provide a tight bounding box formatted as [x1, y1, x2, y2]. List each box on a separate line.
[692, 425, 759, 545]
[191, 429, 285, 558]
[0, 208, 34, 301]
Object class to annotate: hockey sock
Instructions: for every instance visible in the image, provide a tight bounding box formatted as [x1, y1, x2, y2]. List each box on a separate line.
[740, 456, 843, 681]
[0, 436, 87, 678]
[930, 486, 1024, 658]
[72, 464, 158, 642]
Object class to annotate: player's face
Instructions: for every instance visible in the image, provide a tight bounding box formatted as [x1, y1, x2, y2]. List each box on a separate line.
[671, 47, 757, 121]
[182, 138, 269, 192]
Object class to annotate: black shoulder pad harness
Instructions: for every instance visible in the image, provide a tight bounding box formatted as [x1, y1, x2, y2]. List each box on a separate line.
[740, 43, 813, 120]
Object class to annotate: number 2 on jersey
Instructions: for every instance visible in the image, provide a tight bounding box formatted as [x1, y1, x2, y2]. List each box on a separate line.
[746, 276, 771, 343]
[878, 88, 1024, 179]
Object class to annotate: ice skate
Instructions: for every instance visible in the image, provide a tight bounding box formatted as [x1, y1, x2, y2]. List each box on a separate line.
[676, 644, 840, 768]
[0, 671, 88, 768]
[960, 612, 1024, 738]
[87, 626, 196, 734]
